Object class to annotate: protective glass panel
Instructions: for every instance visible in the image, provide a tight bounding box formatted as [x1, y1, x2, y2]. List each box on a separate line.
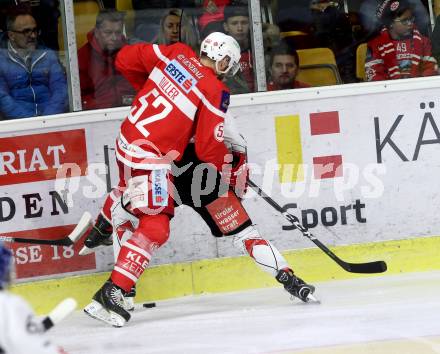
[266, 0, 439, 90]
[75, 0, 259, 103]
[75, 0, 136, 110]
[0, 0, 70, 120]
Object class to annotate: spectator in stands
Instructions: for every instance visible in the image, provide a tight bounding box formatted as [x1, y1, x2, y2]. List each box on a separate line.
[365, 0, 437, 81]
[0, 1, 60, 51]
[132, 0, 196, 42]
[309, 0, 356, 83]
[198, 0, 231, 38]
[156, 8, 197, 50]
[78, 10, 135, 110]
[263, 22, 281, 49]
[275, 0, 356, 83]
[0, 10, 67, 119]
[267, 44, 310, 90]
[223, 5, 253, 94]
[262, 22, 281, 69]
[360, 0, 431, 39]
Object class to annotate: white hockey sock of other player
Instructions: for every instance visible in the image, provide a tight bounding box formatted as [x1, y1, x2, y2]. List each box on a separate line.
[232, 226, 289, 277]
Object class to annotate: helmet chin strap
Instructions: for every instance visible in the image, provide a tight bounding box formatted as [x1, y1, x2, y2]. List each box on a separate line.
[215, 60, 229, 76]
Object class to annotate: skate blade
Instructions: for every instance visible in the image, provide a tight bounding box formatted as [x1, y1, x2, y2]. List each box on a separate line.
[84, 300, 127, 327]
[124, 297, 135, 312]
[305, 293, 320, 304]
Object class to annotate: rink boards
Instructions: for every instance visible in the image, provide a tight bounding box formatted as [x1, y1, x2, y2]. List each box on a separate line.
[10, 232, 440, 314]
[2, 77, 440, 313]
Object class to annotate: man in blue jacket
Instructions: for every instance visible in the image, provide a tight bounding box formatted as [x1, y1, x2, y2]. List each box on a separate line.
[0, 11, 67, 119]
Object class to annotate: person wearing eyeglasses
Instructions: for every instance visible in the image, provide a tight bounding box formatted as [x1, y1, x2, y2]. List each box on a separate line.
[365, 0, 438, 81]
[78, 9, 135, 110]
[360, 0, 430, 38]
[0, 9, 67, 119]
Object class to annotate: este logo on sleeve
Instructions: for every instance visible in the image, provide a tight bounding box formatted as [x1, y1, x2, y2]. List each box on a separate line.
[165, 60, 197, 93]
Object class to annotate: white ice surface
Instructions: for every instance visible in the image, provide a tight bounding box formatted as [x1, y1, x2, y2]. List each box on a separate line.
[48, 271, 440, 354]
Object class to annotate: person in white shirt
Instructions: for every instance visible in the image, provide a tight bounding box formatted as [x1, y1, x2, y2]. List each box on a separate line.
[0, 242, 66, 354]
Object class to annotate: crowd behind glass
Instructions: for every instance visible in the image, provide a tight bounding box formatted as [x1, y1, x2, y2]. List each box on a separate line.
[0, 0, 439, 120]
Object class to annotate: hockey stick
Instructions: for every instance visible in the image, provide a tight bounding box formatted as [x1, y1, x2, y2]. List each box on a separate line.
[41, 297, 77, 331]
[0, 212, 93, 246]
[247, 180, 387, 274]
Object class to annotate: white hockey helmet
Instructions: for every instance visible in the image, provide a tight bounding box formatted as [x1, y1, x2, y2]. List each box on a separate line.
[200, 32, 241, 76]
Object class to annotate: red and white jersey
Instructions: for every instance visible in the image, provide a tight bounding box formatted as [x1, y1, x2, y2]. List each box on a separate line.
[365, 28, 438, 81]
[115, 42, 230, 171]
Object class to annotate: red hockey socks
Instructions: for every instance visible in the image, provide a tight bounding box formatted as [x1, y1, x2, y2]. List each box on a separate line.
[111, 237, 153, 292]
[111, 214, 170, 292]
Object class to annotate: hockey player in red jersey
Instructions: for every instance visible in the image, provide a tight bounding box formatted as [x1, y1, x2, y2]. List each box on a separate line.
[83, 32, 315, 327]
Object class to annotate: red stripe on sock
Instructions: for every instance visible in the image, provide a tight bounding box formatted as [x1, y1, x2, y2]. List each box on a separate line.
[111, 240, 150, 292]
[244, 239, 269, 258]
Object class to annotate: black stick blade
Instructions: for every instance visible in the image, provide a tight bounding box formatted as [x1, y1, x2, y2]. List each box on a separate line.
[342, 260, 387, 274]
[312, 238, 388, 274]
[9, 237, 73, 246]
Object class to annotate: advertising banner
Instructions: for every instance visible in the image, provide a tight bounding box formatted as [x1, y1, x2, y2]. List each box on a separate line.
[229, 89, 440, 254]
[0, 119, 120, 280]
[1, 83, 439, 281]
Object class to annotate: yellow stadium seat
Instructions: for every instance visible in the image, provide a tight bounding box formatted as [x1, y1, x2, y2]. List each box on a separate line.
[74, 0, 101, 48]
[116, 0, 132, 11]
[296, 47, 342, 87]
[356, 43, 368, 81]
[115, 0, 135, 37]
[280, 30, 308, 38]
[58, 0, 101, 51]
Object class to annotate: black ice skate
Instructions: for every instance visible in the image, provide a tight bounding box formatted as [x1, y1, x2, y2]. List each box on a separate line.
[84, 280, 131, 327]
[276, 268, 317, 303]
[79, 214, 113, 255]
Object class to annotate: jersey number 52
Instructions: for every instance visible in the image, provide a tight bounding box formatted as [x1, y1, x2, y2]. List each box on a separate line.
[128, 88, 173, 137]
